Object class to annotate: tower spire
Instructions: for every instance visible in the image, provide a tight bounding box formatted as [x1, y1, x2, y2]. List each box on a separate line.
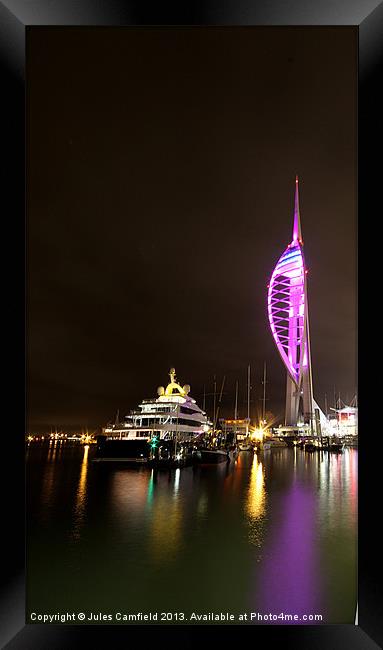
[292, 175, 302, 242]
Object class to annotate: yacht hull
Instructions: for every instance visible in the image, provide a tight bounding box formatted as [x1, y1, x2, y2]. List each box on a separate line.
[195, 449, 229, 464]
[95, 436, 196, 467]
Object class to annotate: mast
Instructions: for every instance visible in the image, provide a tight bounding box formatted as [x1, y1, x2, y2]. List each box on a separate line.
[247, 364, 251, 434]
[214, 376, 226, 431]
[293, 175, 302, 242]
[234, 380, 238, 420]
[213, 375, 217, 433]
[262, 361, 267, 423]
[203, 384, 206, 412]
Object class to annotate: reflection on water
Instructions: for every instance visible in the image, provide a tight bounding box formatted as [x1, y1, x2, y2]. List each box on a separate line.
[27, 446, 357, 623]
[148, 489, 182, 563]
[246, 455, 266, 522]
[246, 454, 266, 546]
[257, 476, 320, 619]
[197, 493, 208, 519]
[111, 468, 150, 517]
[173, 468, 180, 496]
[72, 445, 89, 540]
[39, 441, 60, 520]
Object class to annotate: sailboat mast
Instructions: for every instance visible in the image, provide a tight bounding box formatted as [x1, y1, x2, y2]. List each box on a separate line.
[213, 375, 217, 432]
[247, 364, 251, 434]
[234, 380, 238, 420]
[214, 376, 226, 431]
[262, 361, 267, 423]
[337, 391, 341, 434]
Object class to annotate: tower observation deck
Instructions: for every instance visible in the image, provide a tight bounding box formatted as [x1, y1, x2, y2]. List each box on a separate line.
[267, 177, 318, 434]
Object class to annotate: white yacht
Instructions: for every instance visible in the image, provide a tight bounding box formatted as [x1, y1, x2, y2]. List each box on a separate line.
[96, 368, 210, 465]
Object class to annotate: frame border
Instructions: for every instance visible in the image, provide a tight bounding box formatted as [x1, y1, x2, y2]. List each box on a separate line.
[1, 1, 381, 647]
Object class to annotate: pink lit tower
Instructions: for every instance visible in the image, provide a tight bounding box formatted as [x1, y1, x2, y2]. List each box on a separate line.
[267, 177, 316, 433]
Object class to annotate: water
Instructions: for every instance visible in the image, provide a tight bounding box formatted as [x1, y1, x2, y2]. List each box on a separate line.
[26, 442, 357, 624]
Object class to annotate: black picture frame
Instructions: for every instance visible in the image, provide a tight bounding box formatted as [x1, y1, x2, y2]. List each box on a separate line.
[1, 1, 381, 648]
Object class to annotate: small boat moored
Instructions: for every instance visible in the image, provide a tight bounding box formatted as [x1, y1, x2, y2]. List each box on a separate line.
[238, 442, 253, 452]
[195, 448, 230, 464]
[329, 440, 343, 453]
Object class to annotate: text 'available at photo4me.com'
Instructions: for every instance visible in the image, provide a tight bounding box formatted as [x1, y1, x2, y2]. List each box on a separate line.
[29, 611, 324, 624]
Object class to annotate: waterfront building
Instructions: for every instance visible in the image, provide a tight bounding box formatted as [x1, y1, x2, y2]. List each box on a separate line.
[328, 403, 358, 439]
[219, 418, 250, 442]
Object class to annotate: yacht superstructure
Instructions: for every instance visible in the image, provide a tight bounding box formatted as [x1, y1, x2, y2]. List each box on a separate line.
[96, 368, 210, 465]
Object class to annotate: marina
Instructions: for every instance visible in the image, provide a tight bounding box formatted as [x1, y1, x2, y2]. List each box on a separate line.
[26, 355, 357, 624]
[25, 194, 358, 624]
[26, 439, 357, 623]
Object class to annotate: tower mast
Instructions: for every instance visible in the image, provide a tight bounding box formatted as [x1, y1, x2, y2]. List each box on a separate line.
[293, 174, 302, 242]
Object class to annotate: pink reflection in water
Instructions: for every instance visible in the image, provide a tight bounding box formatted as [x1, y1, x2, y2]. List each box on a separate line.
[256, 481, 321, 621]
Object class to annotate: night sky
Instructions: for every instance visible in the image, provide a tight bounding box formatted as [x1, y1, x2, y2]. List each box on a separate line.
[27, 27, 356, 432]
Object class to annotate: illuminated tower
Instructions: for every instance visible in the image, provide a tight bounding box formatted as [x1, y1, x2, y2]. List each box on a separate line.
[267, 177, 315, 432]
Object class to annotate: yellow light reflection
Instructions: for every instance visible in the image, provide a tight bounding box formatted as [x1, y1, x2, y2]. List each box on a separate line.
[73, 444, 89, 539]
[197, 493, 208, 518]
[246, 453, 266, 521]
[148, 492, 182, 563]
[173, 468, 180, 496]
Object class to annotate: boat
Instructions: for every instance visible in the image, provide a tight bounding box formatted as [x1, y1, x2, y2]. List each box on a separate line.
[284, 436, 299, 448]
[195, 448, 230, 464]
[270, 438, 288, 448]
[238, 442, 253, 451]
[316, 436, 343, 452]
[227, 445, 240, 461]
[342, 434, 358, 448]
[95, 368, 210, 467]
[304, 442, 317, 452]
[262, 438, 288, 450]
[329, 439, 343, 453]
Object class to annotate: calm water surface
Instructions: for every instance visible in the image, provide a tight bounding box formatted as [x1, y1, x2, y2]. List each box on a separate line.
[27, 443, 357, 624]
